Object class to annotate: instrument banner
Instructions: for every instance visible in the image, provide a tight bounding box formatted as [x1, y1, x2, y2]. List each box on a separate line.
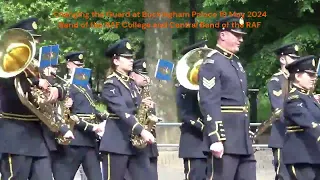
[154, 59, 174, 81]
[38, 44, 59, 69]
[70, 67, 92, 88]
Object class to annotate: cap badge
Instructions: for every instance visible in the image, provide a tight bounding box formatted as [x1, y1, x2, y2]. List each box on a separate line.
[239, 17, 244, 25]
[312, 59, 315, 67]
[32, 21, 38, 30]
[142, 62, 147, 68]
[294, 45, 299, 51]
[78, 54, 83, 60]
[126, 42, 132, 50]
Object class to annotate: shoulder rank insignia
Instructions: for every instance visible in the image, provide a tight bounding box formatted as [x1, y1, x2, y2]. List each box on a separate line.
[288, 95, 299, 100]
[104, 79, 113, 84]
[203, 59, 215, 64]
[273, 90, 282, 97]
[203, 77, 215, 89]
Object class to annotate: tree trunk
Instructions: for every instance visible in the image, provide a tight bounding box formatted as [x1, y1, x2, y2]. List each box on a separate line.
[144, 0, 179, 144]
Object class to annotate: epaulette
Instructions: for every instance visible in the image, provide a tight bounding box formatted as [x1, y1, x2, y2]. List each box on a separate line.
[203, 59, 215, 64]
[288, 94, 299, 100]
[270, 76, 279, 82]
[206, 50, 218, 58]
[104, 79, 113, 84]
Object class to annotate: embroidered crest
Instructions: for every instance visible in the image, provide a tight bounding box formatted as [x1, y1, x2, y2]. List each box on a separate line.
[126, 42, 131, 49]
[110, 88, 115, 94]
[237, 62, 245, 72]
[239, 17, 244, 25]
[142, 62, 147, 68]
[202, 77, 215, 89]
[273, 90, 282, 97]
[125, 113, 131, 118]
[312, 59, 315, 67]
[78, 54, 83, 59]
[32, 21, 37, 29]
[294, 45, 299, 52]
[206, 114, 212, 121]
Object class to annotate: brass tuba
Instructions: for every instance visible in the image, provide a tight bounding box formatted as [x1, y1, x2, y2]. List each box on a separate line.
[0, 28, 75, 145]
[175, 47, 215, 90]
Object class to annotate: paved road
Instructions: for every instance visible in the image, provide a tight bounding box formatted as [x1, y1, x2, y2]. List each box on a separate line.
[75, 149, 275, 180]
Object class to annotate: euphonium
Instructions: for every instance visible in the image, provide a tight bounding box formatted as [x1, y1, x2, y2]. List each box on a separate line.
[0, 28, 75, 144]
[175, 47, 215, 90]
[131, 84, 161, 149]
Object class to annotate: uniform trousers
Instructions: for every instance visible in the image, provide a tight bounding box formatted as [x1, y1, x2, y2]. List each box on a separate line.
[150, 157, 158, 180]
[124, 157, 158, 180]
[183, 158, 207, 180]
[102, 152, 152, 180]
[272, 148, 290, 180]
[213, 153, 256, 180]
[0, 153, 52, 180]
[51, 146, 102, 180]
[206, 156, 213, 180]
[286, 164, 320, 180]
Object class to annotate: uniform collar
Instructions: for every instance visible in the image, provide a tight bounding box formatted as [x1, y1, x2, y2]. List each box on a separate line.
[292, 83, 311, 95]
[115, 70, 130, 82]
[215, 44, 234, 59]
[280, 69, 289, 79]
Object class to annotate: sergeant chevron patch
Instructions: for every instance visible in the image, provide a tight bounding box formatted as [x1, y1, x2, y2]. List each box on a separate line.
[273, 90, 282, 97]
[203, 77, 215, 89]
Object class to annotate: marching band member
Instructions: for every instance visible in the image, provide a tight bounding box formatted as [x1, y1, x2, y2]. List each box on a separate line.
[267, 43, 299, 180]
[51, 52, 104, 180]
[198, 16, 256, 179]
[0, 17, 73, 180]
[282, 55, 320, 180]
[176, 40, 212, 180]
[129, 58, 159, 180]
[100, 39, 155, 180]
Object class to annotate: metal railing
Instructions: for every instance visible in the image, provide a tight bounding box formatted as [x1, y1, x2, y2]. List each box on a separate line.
[156, 122, 269, 148]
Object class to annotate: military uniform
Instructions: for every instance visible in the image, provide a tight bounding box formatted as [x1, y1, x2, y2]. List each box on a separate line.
[51, 52, 103, 180]
[267, 43, 299, 180]
[198, 16, 256, 180]
[283, 55, 320, 180]
[177, 40, 213, 180]
[0, 18, 68, 180]
[100, 39, 153, 180]
[127, 58, 159, 180]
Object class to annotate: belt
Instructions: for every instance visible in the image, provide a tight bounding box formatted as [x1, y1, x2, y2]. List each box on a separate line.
[76, 114, 96, 120]
[108, 113, 120, 120]
[0, 112, 39, 121]
[221, 106, 249, 113]
[286, 126, 304, 133]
